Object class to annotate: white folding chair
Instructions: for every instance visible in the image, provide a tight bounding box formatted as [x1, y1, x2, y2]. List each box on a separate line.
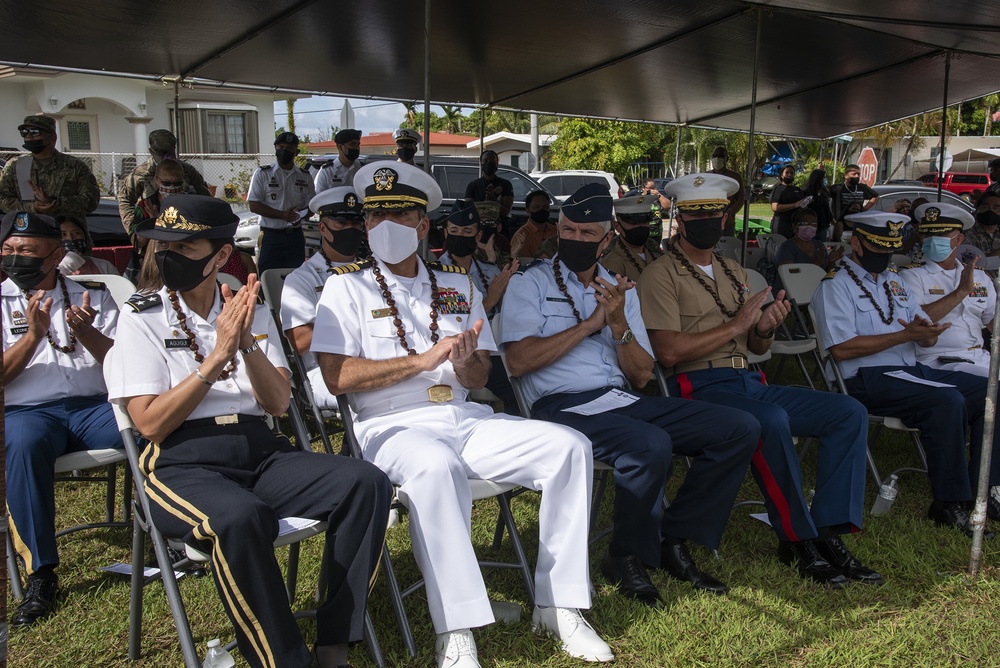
[890, 254, 912, 269]
[217, 272, 243, 291]
[715, 236, 741, 262]
[70, 273, 137, 308]
[807, 304, 928, 499]
[745, 268, 819, 387]
[743, 245, 765, 272]
[757, 233, 786, 263]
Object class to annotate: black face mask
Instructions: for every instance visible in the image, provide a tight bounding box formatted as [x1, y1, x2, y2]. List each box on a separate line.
[2, 250, 56, 291]
[482, 163, 498, 176]
[847, 177, 860, 187]
[275, 149, 295, 165]
[344, 148, 360, 162]
[22, 139, 46, 154]
[620, 225, 651, 248]
[397, 146, 416, 161]
[781, 176, 794, 185]
[323, 226, 364, 257]
[529, 209, 550, 224]
[154, 249, 218, 293]
[681, 217, 724, 250]
[977, 210, 1000, 228]
[557, 237, 602, 273]
[855, 247, 890, 275]
[445, 233, 478, 258]
[62, 238, 88, 254]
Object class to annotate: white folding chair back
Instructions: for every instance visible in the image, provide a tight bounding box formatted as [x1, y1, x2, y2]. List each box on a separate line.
[217, 272, 243, 291]
[777, 263, 826, 306]
[757, 233, 786, 262]
[890, 254, 912, 268]
[745, 268, 818, 384]
[715, 236, 741, 261]
[743, 246, 765, 272]
[259, 268, 293, 309]
[70, 273, 137, 308]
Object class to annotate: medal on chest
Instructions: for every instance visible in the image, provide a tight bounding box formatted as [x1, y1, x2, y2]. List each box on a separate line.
[888, 280, 908, 302]
[437, 288, 470, 315]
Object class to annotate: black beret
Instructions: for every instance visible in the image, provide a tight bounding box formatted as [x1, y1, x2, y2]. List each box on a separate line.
[274, 132, 299, 145]
[334, 128, 362, 144]
[1, 211, 61, 242]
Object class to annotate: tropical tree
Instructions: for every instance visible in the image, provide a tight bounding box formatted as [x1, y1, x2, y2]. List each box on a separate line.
[285, 99, 296, 134]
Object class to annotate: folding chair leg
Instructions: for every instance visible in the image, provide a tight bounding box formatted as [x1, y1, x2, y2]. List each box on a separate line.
[497, 493, 535, 605]
[363, 610, 386, 668]
[590, 469, 609, 533]
[128, 517, 146, 660]
[381, 545, 417, 658]
[286, 543, 300, 604]
[316, 541, 329, 603]
[105, 462, 118, 523]
[148, 526, 201, 668]
[491, 510, 505, 550]
[7, 530, 23, 600]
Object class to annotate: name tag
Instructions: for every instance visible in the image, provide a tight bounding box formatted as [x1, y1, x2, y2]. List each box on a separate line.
[371, 308, 392, 319]
[546, 297, 570, 303]
[164, 338, 190, 349]
[929, 288, 945, 295]
[10, 325, 28, 335]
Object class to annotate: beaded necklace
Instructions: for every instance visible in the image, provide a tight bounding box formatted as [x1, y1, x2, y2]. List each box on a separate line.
[370, 260, 441, 355]
[839, 260, 895, 325]
[167, 284, 238, 379]
[23, 271, 76, 353]
[667, 241, 745, 317]
[551, 256, 586, 324]
[620, 241, 661, 277]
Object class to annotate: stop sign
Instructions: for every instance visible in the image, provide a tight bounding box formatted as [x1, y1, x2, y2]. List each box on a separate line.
[857, 147, 878, 187]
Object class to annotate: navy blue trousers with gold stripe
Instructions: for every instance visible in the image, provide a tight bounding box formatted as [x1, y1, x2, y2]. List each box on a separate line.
[141, 421, 391, 668]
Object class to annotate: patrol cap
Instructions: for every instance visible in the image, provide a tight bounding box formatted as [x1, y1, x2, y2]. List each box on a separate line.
[614, 194, 655, 224]
[393, 128, 421, 145]
[309, 186, 362, 218]
[18, 115, 56, 134]
[914, 201, 974, 233]
[55, 214, 94, 249]
[353, 161, 442, 212]
[148, 129, 177, 152]
[447, 200, 480, 228]
[844, 210, 906, 251]
[274, 132, 299, 145]
[0, 211, 61, 242]
[334, 128, 362, 144]
[473, 200, 501, 223]
[663, 173, 738, 212]
[561, 183, 613, 223]
[135, 194, 239, 241]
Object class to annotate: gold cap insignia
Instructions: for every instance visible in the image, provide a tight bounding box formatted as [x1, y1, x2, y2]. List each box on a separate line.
[925, 207, 940, 223]
[373, 168, 397, 191]
[693, 176, 705, 188]
[636, 196, 646, 204]
[346, 193, 358, 208]
[156, 206, 210, 232]
[887, 220, 905, 237]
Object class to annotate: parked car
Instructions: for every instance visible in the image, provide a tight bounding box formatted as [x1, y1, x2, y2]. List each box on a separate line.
[918, 172, 991, 202]
[870, 184, 975, 214]
[533, 170, 623, 202]
[86, 198, 131, 248]
[878, 179, 924, 187]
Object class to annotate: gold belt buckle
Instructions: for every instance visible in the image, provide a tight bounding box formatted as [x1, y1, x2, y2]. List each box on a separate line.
[428, 385, 454, 403]
[733, 357, 747, 370]
[214, 414, 239, 425]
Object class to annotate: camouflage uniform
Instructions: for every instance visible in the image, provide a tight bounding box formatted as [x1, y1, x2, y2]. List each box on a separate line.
[117, 158, 210, 233]
[0, 152, 100, 220]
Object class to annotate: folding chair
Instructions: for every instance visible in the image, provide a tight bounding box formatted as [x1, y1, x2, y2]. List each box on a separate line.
[714, 236, 741, 262]
[335, 394, 535, 659]
[216, 272, 243, 292]
[742, 245, 765, 272]
[756, 233, 786, 263]
[807, 304, 928, 496]
[70, 273, 137, 307]
[745, 268, 819, 388]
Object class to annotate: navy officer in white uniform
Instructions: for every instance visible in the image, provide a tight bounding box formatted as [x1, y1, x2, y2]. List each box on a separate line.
[813, 209, 1000, 534]
[899, 202, 995, 377]
[312, 162, 613, 668]
[500, 183, 759, 605]
[280, 186, 366, 408]
[106, 194, 390, 668]
[2, 210, 120, 627]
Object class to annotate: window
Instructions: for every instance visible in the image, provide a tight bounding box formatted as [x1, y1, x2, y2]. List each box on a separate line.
[65, 121, 92, 151]
[952, 174, 987, 184]
[206, 113, 246, 153]
[174, 106, 259, 154]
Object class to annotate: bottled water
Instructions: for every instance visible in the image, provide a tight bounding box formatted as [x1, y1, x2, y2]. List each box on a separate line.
[202, 639, 235, 668]
[870, 474, 899, 517]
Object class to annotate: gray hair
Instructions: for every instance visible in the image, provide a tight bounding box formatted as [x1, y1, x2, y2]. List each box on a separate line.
[558, 210, 611, 235]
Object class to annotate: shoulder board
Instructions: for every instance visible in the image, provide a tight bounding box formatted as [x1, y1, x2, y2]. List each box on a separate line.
[329, 259, 372, 276]
[125, 292, 162, 312]
[320, 161, 334, 169]
[74, 280, 106, 291]
[901, 261, 925, 269]
[822, 266, 841, 281]
[887, 266, 898, 274]
[258, 164, 273, 172]
[515, 259, 545, 275]
[427, 261, 467, 274]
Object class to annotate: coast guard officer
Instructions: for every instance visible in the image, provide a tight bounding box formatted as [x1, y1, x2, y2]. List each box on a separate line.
[312, 162, 613, 668]
[899, 202, 995, 377]
[2, 211, 120, 627]
[280, 186, 366, 408]
[813, 209, 1000, 533]
[640, 174, 878, 587]
[247, 132, 316, 273]
[501, 183, 760, 605]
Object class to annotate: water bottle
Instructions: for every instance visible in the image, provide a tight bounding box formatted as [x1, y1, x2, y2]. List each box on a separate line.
[202, 639, 235, 668]
[870, 474, 899, 516]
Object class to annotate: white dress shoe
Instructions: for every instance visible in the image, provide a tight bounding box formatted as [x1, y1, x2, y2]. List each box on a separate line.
[531, 606, 614, 662]
[436, 629, 481, 668]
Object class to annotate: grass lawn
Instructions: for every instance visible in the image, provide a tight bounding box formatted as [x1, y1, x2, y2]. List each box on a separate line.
[9, 355, 1000, 667]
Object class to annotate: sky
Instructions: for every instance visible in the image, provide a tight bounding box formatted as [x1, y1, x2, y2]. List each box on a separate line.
[273, 96, 477, 141]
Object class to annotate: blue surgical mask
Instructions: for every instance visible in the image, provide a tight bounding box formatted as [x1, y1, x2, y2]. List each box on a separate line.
[922, 236, 954, 263]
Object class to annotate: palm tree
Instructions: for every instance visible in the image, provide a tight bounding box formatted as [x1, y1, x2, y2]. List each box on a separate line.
[401, 102, 417, 127]
[285, 99, 296, 134]
[440, 105, 462, 133]
[984, 94, 999, 136]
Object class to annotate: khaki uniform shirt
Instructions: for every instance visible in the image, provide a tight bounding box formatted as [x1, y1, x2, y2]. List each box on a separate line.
[637, 248, 755, 374]
[0, 152, 100, 220]
[117, 158, 210, 232]
[510, 221, 556, 259]
[600, 237, 663, 281]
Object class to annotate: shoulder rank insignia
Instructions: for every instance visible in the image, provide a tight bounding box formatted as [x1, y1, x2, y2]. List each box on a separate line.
[887, 266, 898, 274]
[822, 266, 841, 281]
[902, 261, 925, 269]
[74, 280, 107, 290]
[428, 261, 468, 274]
[125, 292, 162, 313]
[515, 259, 545, 275]
[329, 259, 372, 276]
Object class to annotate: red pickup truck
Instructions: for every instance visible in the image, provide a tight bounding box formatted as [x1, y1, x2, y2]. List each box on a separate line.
[919, 172, 991, 202]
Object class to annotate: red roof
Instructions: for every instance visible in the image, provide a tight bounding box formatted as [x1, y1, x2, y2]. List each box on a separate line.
[307, 131, 476, 149]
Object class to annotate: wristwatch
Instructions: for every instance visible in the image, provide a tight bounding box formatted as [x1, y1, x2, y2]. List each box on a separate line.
[240, 340, 260, 355]
[613, 328, 634, 346]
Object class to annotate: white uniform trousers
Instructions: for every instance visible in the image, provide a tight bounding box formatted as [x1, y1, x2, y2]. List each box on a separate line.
[355, 401, 594, 633]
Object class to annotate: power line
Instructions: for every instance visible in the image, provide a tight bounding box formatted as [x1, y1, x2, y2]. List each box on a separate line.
[280, 101, 405, 115]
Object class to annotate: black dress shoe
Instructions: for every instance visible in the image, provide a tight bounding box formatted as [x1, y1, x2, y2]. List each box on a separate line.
[814, 536, 882, 585]
[12, 574, 58, 627]
[987, 496, 1000, 522]
[928, 500, 995, 538]
[778, 541, 849, 588]
[658, 541, 728, 594]
[600, 550, 663, 607]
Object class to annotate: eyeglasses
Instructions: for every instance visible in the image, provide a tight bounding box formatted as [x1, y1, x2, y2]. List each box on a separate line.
[19, 128, 45, 138]
[157, 179, 184, 188]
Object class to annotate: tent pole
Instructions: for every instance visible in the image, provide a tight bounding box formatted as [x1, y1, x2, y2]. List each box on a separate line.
[672, 127, 682, 178]
[740, 7, 763, 263]
[422, 0, 431, 175]
[936, 51, 951, 201]
[173, 79, 180, 148]
[970, 270, 1000, 577]
[479, 108, 485, 154]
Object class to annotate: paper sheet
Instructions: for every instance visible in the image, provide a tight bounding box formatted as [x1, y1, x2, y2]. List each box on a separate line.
[561, 389, 639, 416]
[296, 208, 311, 221]
[278, 517, 321, 536]
[749, 513, 772, 527]
[101, 563, 185, 579]
[883, 370, 956, 388]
